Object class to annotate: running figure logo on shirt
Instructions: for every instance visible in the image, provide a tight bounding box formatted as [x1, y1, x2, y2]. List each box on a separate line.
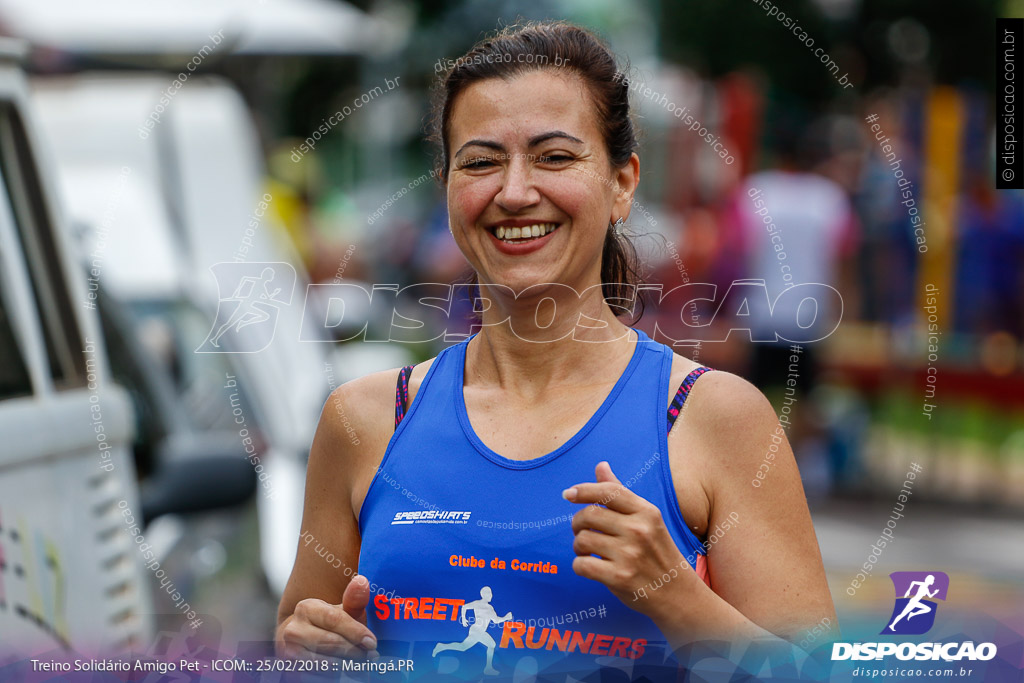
[197, 263, 295, 353]
[432, 586, 513, 676]
[882, 571, 949, 635]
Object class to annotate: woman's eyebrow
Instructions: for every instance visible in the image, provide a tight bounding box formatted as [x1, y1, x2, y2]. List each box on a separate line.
[454, 139, 505, 157]
[528, 131, 584, 147]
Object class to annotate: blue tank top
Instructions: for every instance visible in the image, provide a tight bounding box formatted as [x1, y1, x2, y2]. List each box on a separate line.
[357, 328, 708, 681]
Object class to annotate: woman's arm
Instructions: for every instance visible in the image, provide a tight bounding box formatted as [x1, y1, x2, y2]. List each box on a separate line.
[679, 371, 836, 643]
[275, 372, 395, 657]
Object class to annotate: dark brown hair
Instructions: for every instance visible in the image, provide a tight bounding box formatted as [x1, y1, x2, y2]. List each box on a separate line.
[429, 20, 646, 322]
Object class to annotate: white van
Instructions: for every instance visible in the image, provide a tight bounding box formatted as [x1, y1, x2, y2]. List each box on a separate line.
[0, 39, 156, 655]
[0, 41, 252, 657]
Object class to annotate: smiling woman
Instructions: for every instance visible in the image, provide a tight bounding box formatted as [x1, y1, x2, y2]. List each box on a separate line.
[433, 25, 643, 322]
[276, 20, 837, 680]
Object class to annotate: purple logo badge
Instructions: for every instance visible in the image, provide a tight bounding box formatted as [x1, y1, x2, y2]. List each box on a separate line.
[882, 571, 949, 635]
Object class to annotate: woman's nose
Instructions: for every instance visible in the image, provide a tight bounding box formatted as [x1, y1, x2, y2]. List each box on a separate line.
[494, 154, 541, 212]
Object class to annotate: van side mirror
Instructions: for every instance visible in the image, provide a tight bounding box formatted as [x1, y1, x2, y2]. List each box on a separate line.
[141, 432, 257, 524]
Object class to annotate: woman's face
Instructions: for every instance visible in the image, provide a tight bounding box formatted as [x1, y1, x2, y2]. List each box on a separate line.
[446, 68, 638, 298]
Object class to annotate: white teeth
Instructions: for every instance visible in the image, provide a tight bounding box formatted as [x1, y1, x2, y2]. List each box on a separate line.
[492, 223, 558, 243]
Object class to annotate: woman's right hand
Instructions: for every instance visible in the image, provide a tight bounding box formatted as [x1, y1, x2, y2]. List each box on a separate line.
[276, 575, 379, 659]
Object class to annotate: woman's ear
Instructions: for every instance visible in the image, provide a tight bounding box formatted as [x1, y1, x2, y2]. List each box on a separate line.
[612, 153, 640, 223]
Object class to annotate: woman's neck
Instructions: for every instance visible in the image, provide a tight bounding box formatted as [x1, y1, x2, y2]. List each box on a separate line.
[466, 283, 637, 399]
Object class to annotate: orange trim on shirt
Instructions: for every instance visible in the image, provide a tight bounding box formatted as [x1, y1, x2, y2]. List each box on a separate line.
[695, 554, 711, 588]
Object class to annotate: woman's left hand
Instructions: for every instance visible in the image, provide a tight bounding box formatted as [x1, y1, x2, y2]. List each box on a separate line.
[563, 461, 702, 623]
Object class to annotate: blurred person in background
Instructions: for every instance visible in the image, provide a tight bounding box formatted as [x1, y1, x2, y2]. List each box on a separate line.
[276, 21, 835, 678]
[955, 174, 1024, 339]
[734, 110, 860, 493]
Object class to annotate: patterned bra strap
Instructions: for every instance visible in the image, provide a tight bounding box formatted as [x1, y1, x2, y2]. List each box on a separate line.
[667, 367, 714, 434]
[394, 365, 416, 429]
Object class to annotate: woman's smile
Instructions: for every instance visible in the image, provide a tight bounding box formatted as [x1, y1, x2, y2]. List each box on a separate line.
[486, 220, 563, 255]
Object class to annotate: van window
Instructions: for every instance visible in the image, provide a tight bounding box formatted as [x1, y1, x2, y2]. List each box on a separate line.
[0, 287, 31, 399]
[0, 103, 85, 389]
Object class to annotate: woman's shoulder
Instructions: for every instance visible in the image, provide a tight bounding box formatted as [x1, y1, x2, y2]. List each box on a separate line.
[323, 356, 441, 434]
[316, 357, 442, 520]
[666, 351, 779, 448]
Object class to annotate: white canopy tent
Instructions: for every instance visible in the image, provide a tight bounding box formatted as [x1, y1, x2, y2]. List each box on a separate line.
[0, 0, 394, 56]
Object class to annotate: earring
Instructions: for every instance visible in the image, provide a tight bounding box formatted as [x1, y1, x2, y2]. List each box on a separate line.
[611, 217, 625, 235]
